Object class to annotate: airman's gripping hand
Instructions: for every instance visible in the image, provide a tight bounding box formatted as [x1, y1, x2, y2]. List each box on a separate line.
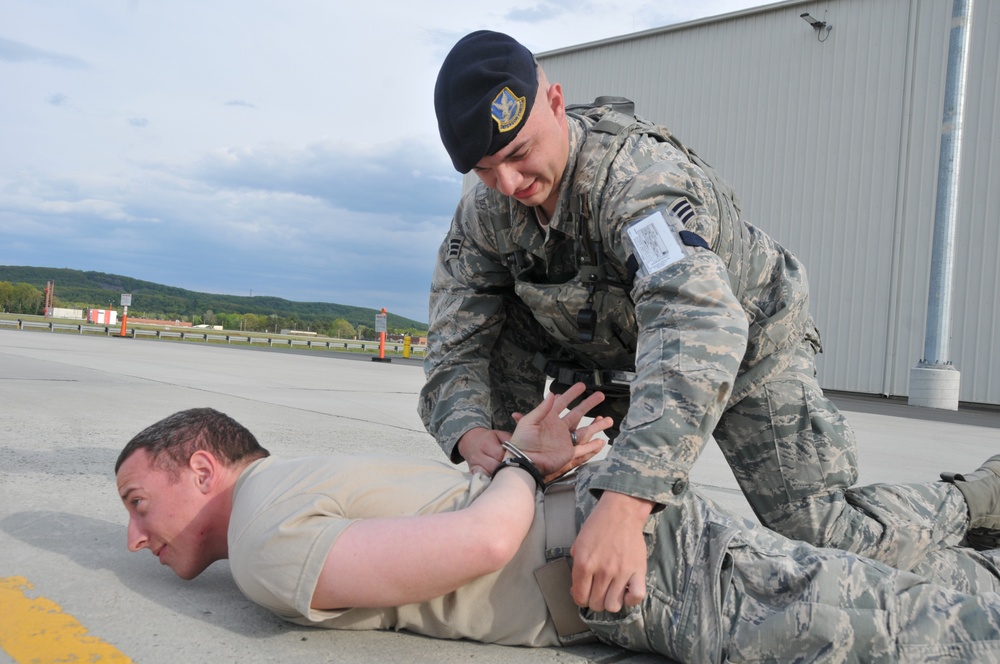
[457, 428, 510, 478]
[570, 490, 652, 612]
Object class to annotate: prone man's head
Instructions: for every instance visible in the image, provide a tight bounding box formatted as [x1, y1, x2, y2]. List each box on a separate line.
[115, 407, 269, 477]
[115, 408, 269, 580]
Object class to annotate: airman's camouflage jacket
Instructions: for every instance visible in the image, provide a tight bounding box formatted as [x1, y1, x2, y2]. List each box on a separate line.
[420, 102, 813, 506]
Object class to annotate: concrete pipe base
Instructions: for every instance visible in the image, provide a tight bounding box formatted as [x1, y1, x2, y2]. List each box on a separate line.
[908, 365, 961, 410]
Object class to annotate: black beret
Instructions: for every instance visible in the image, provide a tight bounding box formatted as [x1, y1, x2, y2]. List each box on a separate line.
[434, 31, 538, 173]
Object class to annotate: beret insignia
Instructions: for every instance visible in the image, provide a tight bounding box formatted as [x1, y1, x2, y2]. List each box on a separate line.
[491, 87, 527, 133]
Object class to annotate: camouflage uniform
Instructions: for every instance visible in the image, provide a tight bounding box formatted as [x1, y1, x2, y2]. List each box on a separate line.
[571, 466, 1000, 663]
[419, 100, 969, 568]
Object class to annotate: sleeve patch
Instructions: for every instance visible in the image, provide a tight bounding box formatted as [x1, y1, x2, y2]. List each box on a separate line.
[446, 235, 464, 261]
[670, 197, 696, 223]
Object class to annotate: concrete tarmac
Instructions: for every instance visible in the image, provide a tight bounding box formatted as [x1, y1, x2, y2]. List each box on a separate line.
[1, 329, 998, 663]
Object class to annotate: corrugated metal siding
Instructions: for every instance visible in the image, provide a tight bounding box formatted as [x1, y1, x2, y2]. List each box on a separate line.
[950, 0, 1000, 404]
[537, 0, 998, 404]
[879, 0, 951, 398]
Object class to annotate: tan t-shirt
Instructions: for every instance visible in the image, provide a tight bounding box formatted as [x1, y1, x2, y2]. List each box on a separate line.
[228, 454, 561, 646]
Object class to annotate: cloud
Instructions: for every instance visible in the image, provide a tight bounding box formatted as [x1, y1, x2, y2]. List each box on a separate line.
[193, 137, 460, 218]
[0, 0, 772, 323]
[0, 136, 457, 322]
[505, 0, 595, 23]
[0, 36, 89, 69]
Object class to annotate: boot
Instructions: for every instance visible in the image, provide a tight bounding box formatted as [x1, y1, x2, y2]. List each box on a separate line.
[941, 455, 1000, 550]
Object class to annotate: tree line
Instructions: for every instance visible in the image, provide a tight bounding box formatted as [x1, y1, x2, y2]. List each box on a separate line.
[196, 310, 410, 340]
[0, 278, 426, 340]
[0, 281, 45, 316]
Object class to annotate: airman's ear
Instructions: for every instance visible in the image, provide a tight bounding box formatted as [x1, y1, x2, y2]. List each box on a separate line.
[547, 82, 565, 118]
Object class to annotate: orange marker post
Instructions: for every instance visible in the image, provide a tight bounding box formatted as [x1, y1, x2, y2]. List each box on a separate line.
[118, 293, 132, 338]
[371, 308, 391, 363]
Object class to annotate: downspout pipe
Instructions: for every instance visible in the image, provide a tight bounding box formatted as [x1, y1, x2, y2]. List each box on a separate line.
[909, 0, 974, 410]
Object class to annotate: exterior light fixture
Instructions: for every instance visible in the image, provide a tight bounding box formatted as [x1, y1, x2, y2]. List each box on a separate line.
[801, 12, 833, 41]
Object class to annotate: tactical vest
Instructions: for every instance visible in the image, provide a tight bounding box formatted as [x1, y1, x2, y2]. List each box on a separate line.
[489, 97, 752, 392]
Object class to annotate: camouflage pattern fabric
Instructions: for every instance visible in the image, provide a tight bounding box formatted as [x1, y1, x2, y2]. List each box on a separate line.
[420, 101, 969, 570]
[572, 466, 1000, 663]
[421, 105, 758, 481]
[714, 339, 972, 568]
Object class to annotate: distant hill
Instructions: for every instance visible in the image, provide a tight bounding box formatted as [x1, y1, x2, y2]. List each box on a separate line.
[0, 266, 427, 332]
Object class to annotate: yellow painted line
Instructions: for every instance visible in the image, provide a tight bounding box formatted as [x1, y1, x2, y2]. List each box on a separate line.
[0, 576, 132, 663]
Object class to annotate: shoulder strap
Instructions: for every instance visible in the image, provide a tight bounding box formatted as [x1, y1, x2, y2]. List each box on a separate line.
[568, 97, 750, 299]
[567, 103, 646, 276]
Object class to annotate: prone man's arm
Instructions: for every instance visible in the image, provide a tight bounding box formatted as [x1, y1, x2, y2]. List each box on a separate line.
[311, 466, 537, 610]
[313, 384, 610, 610]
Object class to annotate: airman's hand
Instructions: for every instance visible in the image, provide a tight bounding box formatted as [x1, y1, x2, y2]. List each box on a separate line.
[457, 428, 510, 477]
[570, 491, 651, 612]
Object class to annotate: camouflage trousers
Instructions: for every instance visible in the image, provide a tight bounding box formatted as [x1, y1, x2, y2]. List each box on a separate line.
[573, 466, 1000, 663]
[713, 340, 973, 572]
[487, 310, 975, 572]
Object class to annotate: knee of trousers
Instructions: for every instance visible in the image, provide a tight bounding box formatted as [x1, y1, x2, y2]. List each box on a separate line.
[759, 490, 860, 548]
[720, 378, 859, 495]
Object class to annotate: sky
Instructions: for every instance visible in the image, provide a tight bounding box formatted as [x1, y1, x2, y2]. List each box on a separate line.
[1, 1, 770, 323]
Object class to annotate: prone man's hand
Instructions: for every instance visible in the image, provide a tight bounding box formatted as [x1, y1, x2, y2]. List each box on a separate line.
[508, 382, 611, 477]
[570, 491, 653, 613]
[457, 428, 509, 477]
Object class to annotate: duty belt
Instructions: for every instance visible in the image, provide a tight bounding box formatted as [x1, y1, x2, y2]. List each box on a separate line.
[533, 354, 635, 393]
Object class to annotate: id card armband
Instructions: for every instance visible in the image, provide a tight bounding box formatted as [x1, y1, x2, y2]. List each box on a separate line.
[623, 202, 707, 279]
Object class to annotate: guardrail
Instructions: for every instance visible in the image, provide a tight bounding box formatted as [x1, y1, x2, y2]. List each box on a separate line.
[10, 319, 119, 336]
[130, 328, 416, 353]
[0, 318, 425, 356]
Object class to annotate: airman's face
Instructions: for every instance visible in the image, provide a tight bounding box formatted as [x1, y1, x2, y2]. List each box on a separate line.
[472, 82, 569, 218]
[116, 449, 217, 580]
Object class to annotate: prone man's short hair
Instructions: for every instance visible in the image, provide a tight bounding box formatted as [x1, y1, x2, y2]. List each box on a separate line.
[116, 408, 269, 477]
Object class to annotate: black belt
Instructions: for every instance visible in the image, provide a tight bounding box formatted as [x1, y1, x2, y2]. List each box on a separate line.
[533, 355, 635, 393]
